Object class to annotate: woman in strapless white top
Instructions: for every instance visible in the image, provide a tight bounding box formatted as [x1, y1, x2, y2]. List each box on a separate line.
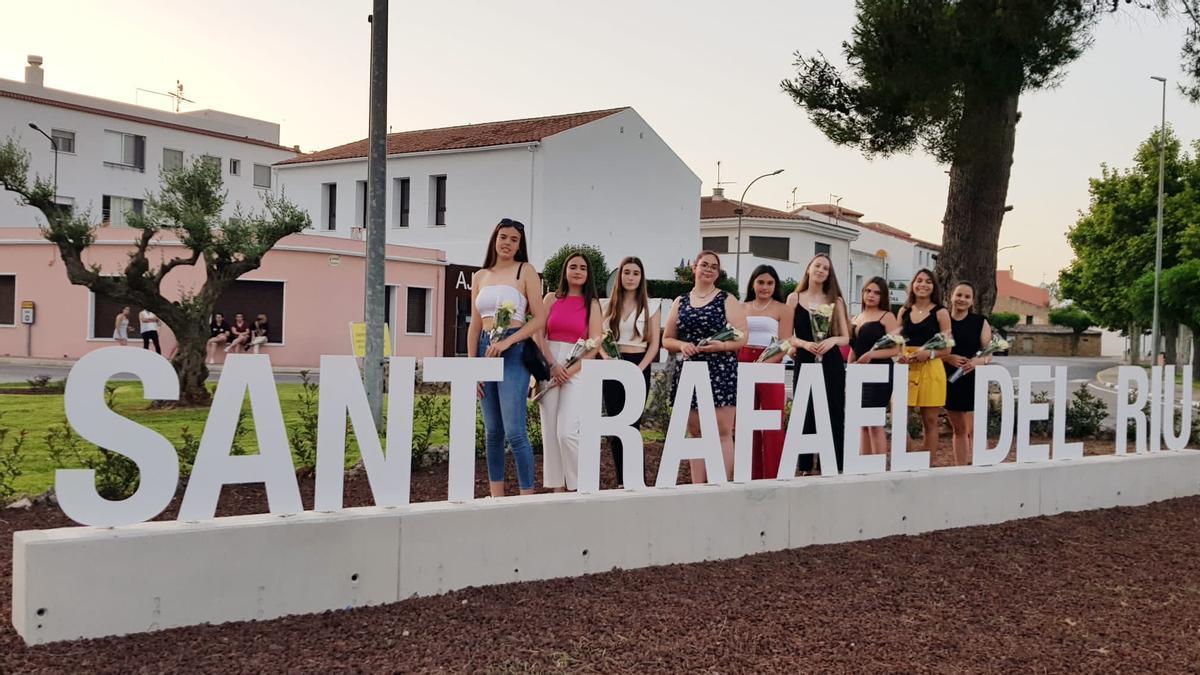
[738, 265, 794, 480]
[599, 257, 661, 488]
[467, 218, 547, 498]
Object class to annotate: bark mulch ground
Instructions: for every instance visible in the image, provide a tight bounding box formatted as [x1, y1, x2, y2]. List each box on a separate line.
[3, 440, 1200, 673]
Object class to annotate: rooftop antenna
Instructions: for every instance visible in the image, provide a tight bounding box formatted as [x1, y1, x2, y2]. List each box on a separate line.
[135, 80, 195, 112]
[715, 160, 736, 190]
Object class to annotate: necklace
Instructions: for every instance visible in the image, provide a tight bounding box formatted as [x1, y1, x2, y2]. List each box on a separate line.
[751, 298, 771, 311]
[692, 287, 717, 302]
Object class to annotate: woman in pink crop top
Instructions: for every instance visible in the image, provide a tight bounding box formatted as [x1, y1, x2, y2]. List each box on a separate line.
[536, 252, 603, 492]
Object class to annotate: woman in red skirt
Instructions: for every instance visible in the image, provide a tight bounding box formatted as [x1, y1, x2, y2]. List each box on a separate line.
[738, 265, 793, 479]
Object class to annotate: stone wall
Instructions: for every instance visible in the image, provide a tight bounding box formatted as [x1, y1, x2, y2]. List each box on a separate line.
[1006, 325, 1101, 357]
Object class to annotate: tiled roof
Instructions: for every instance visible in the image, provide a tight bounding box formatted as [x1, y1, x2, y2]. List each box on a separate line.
[701, 196, 808, 221]
[0, 88, 297, 153]
[277, 107, 629, 166]
[996, 269, 1050, 308]
[803, 203, 865, 219]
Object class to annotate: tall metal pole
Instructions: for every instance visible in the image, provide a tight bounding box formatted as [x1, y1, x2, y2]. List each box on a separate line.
[364, 1, 389, 427]
[1150, 75, 1166, 365]
[734, 168, 784, 289]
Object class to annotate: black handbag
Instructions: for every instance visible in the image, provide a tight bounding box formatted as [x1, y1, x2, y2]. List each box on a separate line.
[521, 338, 553, 382]
[511, 263, 552, 381]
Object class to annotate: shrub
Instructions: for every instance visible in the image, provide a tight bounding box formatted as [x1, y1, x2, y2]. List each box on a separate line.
[288, 370, 321, 470]
[673, 263, 739, 296]
[542, 244, 608, 298]
[527, 399, 543, 453]
[45, 420, 139, 500]
[990, 312, 1020, 330]
[1065, 388, 1108, 439]
[1049, 307, 1094, 334]
[646, 279, 691, 300]
[412, 394, 449, 467]
[25, 374, 51, 391]
[642, 367, 675, 431]
[0, 412, 27, 504]
[177, 425, 200, 480]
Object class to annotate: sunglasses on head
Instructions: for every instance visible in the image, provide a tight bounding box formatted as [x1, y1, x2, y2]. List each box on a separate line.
[498, 218, 525, 233]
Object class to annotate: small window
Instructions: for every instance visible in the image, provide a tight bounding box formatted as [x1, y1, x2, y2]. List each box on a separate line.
[104, 130, 145, 170]
[0, 275, 14, 326]
[702, 236, 729, 254]
[252, 164, 271, 189]
[51, 129, 75, 154]
[815, 241, 831, 256]
[200, 155, 221, 172]
[229, 158, 241, 176]
[163, 148, 184, 172]
[214, 280, 285, 344]
[406, 287, 431, 334]
[1025, 315, 1033, 325]
[356, 180, 368, 228]
[393, 177, 410, 228]
[749, 236, 790, 261]
[102, 195, 145, 227]
[322, 183, 337, 230]
[431, 175, 447, 227]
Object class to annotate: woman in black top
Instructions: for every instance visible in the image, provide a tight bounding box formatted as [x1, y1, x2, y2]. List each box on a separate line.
[944, 282, 992, 466]
[849, 277, 902, 456]
[786, 253, 850, 475]
[897, 269, 952, 458]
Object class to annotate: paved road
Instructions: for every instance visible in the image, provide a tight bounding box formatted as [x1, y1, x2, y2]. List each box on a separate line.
[0, 363, 308, 385]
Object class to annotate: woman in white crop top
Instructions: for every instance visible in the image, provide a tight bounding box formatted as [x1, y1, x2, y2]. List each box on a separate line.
[599, 257, 660, 487]
[738, 264, 794, 480]
[468, 219, 547, 498]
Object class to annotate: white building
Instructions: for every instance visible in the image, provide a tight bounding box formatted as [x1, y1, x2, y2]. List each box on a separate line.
[0, 56, 299, 228]
[273, 107, 699, 280]
[795, 203, 942, 310]
[699, 189, 859, 296]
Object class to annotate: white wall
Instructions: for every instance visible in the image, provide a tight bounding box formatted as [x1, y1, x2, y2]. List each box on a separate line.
[0, 94, 295, 228]
[849, 250, 887, 313]
[539, 108, 699, 279]
[702, 220, 854, 291]
[276, 145, 535, 269]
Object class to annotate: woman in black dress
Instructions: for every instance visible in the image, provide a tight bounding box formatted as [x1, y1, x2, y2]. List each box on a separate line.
[944, 281, 992, 466]
[849, 277, 902, 456]
[662, 250, 748, 483]
[786, 253, 850, 475]
[897, 270, 952, 458]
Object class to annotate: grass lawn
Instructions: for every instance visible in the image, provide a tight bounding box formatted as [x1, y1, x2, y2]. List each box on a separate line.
[0, 381, 458, 498]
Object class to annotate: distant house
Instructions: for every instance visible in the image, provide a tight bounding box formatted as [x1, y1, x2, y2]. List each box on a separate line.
[995, 268, 1051, 325]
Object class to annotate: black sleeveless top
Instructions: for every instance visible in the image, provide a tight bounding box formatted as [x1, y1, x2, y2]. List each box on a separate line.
[949, 312, 986, 358]
[901, 304, 944, 347]
[851, 314, 892, 364]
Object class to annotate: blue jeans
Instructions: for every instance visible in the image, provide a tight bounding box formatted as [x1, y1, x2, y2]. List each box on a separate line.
[478, 330, 536, 490]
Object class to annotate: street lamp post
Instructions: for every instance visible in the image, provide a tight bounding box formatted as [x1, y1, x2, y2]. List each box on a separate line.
[1150, 75, 1167, 364]
[734, 169, 784, 288]
[27, 122, 58, 204]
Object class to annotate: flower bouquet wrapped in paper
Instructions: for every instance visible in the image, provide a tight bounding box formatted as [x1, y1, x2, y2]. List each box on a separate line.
[916, 332, 955, 356]
[808, 303, 835, 361]
[697, 322, 744, 348]
[532, 337, 599, 403]
[870, 333, 907, 353]
[600, 329, 622, 360]
[947, 335, 1010, 383]
[754, 336, 796, 363]
[488, 300, 517, 343]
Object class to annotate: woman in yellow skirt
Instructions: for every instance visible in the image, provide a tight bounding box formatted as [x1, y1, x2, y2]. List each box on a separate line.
[897, 269, 952, 455]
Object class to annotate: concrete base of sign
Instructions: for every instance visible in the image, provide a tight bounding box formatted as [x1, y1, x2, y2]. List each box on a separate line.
[13, 451, 1200, 643]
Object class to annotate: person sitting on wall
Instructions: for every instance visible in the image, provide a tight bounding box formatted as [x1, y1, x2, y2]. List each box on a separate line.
[206, 313, 232, 364]
[249, 313, 270, 354]
[225, 313, 252, 353]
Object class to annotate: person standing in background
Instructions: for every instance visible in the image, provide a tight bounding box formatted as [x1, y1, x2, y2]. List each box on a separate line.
[139, 308, 161, 354]
[113, 306, 131, 346]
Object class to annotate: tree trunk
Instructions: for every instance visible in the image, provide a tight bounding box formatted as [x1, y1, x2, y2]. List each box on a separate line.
[936, 88, 1020, 316]
[1191, 326, 1200, 370]
[171, 329, 212, 406]
[1165, 323, 1180, 365]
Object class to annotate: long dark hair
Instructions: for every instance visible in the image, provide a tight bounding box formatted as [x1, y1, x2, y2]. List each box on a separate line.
[481, 218, 530, 269]
[606, 256, 649, 340]
[744, 264, 783, 303]
[859, 276, 889, 311]
[555, 252, 598, 324]
[904, 268, 942, 310]
[796, 253, 845, 302]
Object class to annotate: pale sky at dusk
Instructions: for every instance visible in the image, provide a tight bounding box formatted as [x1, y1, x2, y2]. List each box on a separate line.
[2, 1, 1197, 287]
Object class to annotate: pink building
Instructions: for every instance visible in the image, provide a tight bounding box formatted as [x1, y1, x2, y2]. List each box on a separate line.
[0, 228, 446, 367]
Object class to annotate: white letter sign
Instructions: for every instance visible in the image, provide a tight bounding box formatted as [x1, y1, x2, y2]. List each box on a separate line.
[578, 359, 648, 493]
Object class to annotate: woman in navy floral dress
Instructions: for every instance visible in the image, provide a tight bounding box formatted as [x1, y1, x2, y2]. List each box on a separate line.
[662, 250, 748, 483]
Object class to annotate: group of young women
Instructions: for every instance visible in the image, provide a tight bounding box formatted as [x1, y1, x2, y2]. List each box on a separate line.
[469, 218, 993, 496]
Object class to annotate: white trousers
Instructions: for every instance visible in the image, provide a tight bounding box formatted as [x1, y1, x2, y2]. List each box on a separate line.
[540, 340, 583, 490]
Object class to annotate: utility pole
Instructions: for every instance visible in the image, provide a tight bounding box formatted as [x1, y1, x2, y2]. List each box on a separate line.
[364, 0, 389, 426]
[1150, 75, 1167, 366]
